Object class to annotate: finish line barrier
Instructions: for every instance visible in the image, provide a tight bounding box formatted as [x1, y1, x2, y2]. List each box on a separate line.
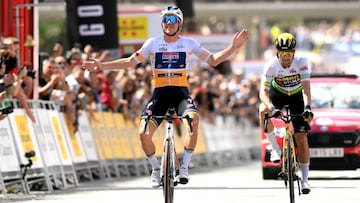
[1, 99, 257, 196]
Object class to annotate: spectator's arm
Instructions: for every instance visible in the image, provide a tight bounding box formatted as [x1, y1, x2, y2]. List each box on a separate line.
[38, 74, 60, 98]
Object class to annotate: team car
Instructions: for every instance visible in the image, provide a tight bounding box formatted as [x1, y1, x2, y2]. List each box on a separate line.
[261, 74, 360, 179]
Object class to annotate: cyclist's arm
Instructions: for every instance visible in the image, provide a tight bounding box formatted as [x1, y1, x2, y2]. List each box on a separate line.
[83, 38, 153, 72]
[98, 57, 138, 71]
[205, 29, 249, 67]
[259, 61, 275, 110]
[259, 86, 274, 110]
[302, 80, 311, 107]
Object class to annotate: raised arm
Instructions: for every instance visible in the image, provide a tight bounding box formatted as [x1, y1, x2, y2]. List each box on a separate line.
[207, 29, 249, 67]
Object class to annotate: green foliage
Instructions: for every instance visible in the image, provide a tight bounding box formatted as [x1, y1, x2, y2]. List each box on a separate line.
[38, 18, 68, 54]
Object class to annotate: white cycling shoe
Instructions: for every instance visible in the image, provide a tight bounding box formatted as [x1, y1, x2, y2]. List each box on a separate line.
[301, 181, 311, 194]
[270, 149, 282, 163]
[176, 167, 189, 185]
[150, 169, 161, 188]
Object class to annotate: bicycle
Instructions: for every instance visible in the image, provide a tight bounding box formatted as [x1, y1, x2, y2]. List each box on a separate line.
[142, 107, 193, 203]
[264, 105, 303, 203]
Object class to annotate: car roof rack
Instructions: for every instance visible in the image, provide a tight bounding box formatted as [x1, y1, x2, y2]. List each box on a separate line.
[311, 73, 358, 78]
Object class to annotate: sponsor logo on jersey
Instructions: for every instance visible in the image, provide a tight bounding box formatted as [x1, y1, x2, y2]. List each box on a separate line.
[275, 74, 301, 87]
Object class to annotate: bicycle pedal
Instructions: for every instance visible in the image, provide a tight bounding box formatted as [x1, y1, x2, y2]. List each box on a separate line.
[293, 174, 300, 181]
[278, 172, 288, 181]
[179, 177, 188, 185]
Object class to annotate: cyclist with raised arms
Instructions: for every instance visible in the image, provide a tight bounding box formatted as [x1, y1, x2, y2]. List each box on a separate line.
[258, 33, 314, 194]
[82, 5, 249, 188]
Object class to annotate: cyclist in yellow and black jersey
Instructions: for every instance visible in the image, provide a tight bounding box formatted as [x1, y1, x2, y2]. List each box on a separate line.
[82, 5, 249, 188]
[259, 33, 314, 194]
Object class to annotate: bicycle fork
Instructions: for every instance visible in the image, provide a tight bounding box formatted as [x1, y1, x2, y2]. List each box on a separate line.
[160, 123, 180, 186]
[280, 134, 301, 195]
[280, 130, 300, 184]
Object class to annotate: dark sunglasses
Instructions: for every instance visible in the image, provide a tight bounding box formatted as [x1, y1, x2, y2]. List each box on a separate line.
[162, 16, 180, 24]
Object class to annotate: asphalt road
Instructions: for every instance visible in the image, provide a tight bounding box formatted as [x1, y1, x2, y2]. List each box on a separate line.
[2, 159, 360, 203]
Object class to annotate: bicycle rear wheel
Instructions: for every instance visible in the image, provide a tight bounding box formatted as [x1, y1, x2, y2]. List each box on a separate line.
[163, 139, 174, 203]
[287, 136, 295, 203]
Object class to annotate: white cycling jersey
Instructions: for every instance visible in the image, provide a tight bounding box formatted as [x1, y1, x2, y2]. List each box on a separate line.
[132, 36, 212, 88]
[261, 55, 311, 96]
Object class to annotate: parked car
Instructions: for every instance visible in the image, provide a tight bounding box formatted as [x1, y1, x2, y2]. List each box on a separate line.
[261, 74, 360, 179]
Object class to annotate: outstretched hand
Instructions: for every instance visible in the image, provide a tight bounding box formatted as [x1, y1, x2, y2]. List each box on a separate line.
[82, 58, 102, 72]
[232, 29, 249, 49]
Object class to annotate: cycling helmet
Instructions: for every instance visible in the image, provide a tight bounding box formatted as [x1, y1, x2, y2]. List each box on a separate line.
[160, 6, 183, 23]
[275, 33, 296, 51]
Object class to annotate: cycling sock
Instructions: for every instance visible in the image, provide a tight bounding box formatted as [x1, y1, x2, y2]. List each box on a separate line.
[299, 162, 310, 182]
[147, 153, 160, 170]
[265, 131, 280, 150]
[181, 148, 193, 169]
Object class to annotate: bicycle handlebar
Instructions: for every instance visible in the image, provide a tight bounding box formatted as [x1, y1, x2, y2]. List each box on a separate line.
[141, 109, 193, 135]
[263, 105, 304, 133]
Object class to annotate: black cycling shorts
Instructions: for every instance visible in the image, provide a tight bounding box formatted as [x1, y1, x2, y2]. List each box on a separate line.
[141, 86, 199, 126]
[269, 86, 309, 133]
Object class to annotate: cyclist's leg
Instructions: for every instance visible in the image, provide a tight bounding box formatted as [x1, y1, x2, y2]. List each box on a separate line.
[182, 111, 199, 166]
[294, 131, 311, 194]
[139, 118, 162, 187]
[139, 99, 164, 168]
[289, 92, 310, 164]
[139, 118, 159, 167]
[290, 95, 311, 194]
[139, 98, 166, 187]
[260, 86, 286, 149]
[177, 98, 199, 183]
[259, 103, 282, 162]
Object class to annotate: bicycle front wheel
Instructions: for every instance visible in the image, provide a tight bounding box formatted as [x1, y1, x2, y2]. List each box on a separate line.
[163, 139, 174, 203]
[287, 136, 295, 203]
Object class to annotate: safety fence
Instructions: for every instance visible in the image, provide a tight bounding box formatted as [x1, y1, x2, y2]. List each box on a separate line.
[0, 99, 259, 195]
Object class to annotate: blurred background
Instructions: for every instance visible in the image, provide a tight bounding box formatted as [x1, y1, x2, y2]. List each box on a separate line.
[2, 0, 360, 74]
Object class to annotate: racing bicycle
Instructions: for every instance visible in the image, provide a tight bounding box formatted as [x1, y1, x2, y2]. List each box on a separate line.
[142, 108, 193, 203]
[264, 105, 302, 203]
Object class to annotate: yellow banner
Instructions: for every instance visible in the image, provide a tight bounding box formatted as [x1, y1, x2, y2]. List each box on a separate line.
[103, 112, 123, 159]
[14, 115, 37, 161]
[113, 113, 134, 159]
[65, 118, 83, 158]
[94, 112, 113, 160]
[118, 16, 148, 40]
[51, 116, 69, 160]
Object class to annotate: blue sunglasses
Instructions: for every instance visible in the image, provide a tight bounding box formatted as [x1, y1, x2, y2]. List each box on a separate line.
[162, 16, 180, 24]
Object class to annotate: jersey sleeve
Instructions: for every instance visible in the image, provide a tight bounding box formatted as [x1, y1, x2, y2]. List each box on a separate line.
[260, 59, 275, 90]
[132, 38, 154, 63]
[299, 56, 311, 81]
[187, 37, 212, 63]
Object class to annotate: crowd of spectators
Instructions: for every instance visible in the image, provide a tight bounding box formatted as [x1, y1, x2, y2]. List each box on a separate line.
[2, 14, 360, 129]
[35, 42, 261, 130]
[0, 37, 36, 122]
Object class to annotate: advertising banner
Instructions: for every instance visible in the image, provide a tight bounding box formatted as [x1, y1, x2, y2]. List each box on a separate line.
[66, 0, 118, 49]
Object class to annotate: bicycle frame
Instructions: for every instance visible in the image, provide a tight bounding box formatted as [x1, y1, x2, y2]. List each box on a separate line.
[142, 108, 193, 203]
[280, 111, 299, 181]
[281, 113, 301, 203]
[264, 105, 302, 203]
[161, 119, 179, 203]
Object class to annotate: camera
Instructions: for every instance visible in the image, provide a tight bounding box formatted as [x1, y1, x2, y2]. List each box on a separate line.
[0, 105, 14, 114]
[19, 66, 36, 79]
[25, 150, 35, 158]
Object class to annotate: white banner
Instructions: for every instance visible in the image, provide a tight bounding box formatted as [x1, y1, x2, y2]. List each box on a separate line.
[0, 118, 21, 172]
[8, 108, 45, 169]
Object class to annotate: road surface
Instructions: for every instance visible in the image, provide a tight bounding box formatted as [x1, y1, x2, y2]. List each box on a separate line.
[2, 160, 360, 203]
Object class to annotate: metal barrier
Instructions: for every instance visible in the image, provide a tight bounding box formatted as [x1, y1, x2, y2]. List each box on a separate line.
[0, 99, 259, 196]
